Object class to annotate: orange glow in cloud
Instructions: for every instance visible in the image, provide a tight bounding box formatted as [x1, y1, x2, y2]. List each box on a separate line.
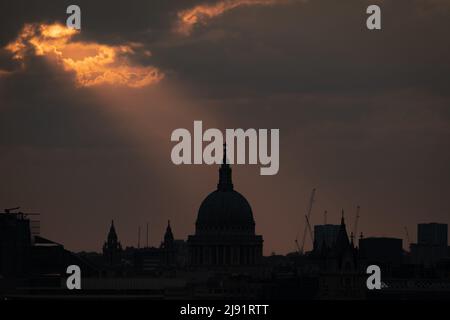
[176, 0, 286, 35]
[5, 23, 163, 88]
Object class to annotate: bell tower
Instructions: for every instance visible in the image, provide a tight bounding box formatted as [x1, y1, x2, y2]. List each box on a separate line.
[102, 220, 123, 265]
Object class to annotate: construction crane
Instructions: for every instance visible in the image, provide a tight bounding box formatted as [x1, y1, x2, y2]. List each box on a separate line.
[295, 188, 316, 254]
[353, 205, 360, 236]
[305, 215, 314, 246]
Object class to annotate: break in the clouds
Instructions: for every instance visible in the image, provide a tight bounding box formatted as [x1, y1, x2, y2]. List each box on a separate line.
[175, 0, 292, 35]
[1, 0, 298, 88]
[4, 23, 163, 88]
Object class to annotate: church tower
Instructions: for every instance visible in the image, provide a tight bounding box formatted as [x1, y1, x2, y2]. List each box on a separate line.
[163, 220, 174, 246]
[103, 220, 123, 266]
[161, 220, 176, 266]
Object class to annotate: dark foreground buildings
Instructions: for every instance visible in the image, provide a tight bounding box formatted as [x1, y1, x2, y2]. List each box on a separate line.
[0, 209, 99, 295]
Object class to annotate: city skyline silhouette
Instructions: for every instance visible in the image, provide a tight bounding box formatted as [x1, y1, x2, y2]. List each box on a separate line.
[1, 0, 450, 300]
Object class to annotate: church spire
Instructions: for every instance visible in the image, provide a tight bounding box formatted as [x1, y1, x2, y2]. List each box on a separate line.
[164, 220, 174, 242]
[217, 144, 233, 191]
[103, 219, 122, 265]
[334, 209, 350, 252]
[108, 219, 117, 240]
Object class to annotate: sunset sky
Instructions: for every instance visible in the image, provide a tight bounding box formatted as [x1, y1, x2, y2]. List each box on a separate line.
[1, 0, 450, 255]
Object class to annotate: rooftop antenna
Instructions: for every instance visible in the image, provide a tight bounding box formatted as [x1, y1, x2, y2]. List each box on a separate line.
[324, 210, 327, 224]
[353, 205, 360, 236]
[138, 226, 141, 249]
[146, 222, 149, 248]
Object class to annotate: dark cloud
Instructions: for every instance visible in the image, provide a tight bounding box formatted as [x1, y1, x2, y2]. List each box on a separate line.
[149, 0, 450, 97]
[3, 0, 449, 97]
[0, 0, 200, 46]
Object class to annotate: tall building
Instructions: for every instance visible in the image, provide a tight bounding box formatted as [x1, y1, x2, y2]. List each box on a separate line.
[0, 210, 31, 277]
[103, 220, 123, 266]
[411, 223, 448, 266]
[187, 145, 263, 269]
[418, 223, 448, 246]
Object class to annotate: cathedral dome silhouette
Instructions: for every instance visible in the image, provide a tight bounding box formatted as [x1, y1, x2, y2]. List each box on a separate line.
[196, 189, 255, 233]
[188, 144, 263, 267]
[195, 144, 255, 235]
